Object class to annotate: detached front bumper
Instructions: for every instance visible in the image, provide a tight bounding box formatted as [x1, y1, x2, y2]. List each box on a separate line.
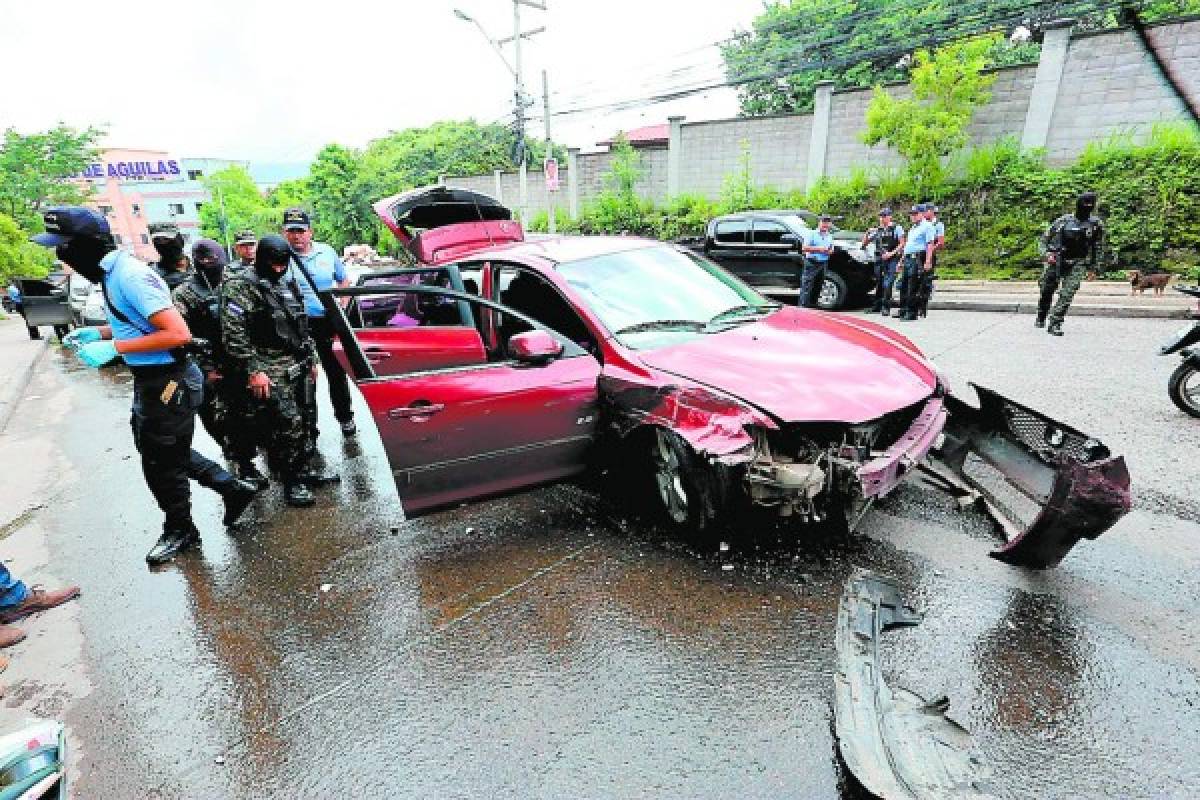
[858, 395, 947, 500]
[926, 384, 1132, 569]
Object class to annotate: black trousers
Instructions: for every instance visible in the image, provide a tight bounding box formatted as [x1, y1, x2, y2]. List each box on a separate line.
[799, 258, 827, 309]
[309, 316, 353, 423]
[130, 362, 234, 532]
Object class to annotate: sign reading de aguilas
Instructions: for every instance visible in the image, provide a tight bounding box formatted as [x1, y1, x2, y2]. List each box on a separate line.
[75, 159, 182, 180]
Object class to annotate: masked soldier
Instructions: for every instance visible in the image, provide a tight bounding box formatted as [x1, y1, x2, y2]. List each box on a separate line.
[220, 234, 336, 506]
[1038, 191, 1104, 336]
[173, 239, 268, 489]
[148, 222, 193, 291]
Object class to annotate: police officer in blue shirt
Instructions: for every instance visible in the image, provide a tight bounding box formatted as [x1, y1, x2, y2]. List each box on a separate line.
[897, 204, 937, 321]
[281, 208, 356, 437]
[36, 207, 256, 566]
[799, 214, 835, 309]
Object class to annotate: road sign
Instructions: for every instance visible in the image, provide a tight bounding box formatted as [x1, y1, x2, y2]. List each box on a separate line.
[544, 157, 560, 192]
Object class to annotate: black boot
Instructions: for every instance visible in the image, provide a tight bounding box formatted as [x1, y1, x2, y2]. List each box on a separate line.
[1034, 314, 1046, 328]
[221, 478, 258, 526]
[147, 523, 200, 565]
[1047, 321, 1064, 336]
[235, 462, 269, 491]
[284, 479, 316, 507]
[298, 467, 341, 486]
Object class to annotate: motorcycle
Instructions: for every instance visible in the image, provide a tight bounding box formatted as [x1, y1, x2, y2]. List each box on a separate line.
[1160, 285, 1200, 418]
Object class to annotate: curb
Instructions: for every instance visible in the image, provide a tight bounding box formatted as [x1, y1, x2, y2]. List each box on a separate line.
[926, 300, 1192, 319]
[0, 337, 50, 436]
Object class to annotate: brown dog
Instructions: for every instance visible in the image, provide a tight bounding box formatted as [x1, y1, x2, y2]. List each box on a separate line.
[1130, 270, 1172, 296]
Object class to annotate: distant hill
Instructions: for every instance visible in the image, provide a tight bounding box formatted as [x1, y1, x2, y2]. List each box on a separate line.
[249, 161, 310, 188]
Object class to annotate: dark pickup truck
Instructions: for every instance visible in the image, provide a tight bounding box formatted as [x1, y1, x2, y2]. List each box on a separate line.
[679, 210, 874, 310]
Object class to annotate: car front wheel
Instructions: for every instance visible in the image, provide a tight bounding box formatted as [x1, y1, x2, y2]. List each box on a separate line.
[816, 273, 849, 310]
[649, 428, 712, 534]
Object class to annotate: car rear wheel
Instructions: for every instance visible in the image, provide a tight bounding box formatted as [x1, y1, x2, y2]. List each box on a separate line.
[816, 273, 849, 310]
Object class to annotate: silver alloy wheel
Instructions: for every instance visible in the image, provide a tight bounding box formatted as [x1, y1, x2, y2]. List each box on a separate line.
[653, 430, 690, 524]
[1169, 363, 1200, 417]
[818, 278, 839, 308]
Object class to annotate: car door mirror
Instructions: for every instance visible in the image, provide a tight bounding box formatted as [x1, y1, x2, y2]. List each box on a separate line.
[509, 330, 563, 365]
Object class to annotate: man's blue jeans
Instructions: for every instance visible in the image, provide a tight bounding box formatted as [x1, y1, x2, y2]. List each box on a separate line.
[0, 563, 28, 609]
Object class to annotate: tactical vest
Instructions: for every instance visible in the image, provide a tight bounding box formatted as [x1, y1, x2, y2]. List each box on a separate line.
[249, 276, 309, 356]
[185, 277, 223, 344]
[1057, 216, 1099, 260]
[873, 224, 902, 259]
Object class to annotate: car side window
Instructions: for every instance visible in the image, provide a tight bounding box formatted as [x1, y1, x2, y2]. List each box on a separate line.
[751, 220, 790, 246]
[349, 270, 463, 329]
[714, 220, 749, 245]
[492, 265, 598, 359]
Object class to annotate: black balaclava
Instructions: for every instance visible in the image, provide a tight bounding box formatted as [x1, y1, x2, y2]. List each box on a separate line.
[153, 234, 185, 267]
[56, 235, 116, 284]
[191, 238, 228, 287]
[1075, 191, 1098, 221]
[254, 234, 292, 283]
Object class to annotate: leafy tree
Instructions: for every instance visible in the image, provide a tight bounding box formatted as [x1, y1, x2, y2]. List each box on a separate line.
[198, 166, 276, 242]
[0, 213, 54, 286]
[0, 125, 103, 230]
[862, 37, 998, 196]
[306, 144, 376, 250]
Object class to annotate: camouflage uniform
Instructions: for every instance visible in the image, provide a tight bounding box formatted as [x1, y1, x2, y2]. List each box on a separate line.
[1039, 213, 1104, 329]
[173, 268, 256, 466]
[219, 269, 316, 477]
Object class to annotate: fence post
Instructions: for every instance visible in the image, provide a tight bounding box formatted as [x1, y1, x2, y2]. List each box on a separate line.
[1021, 19, 1074, 150]
[493, 169, 503, 203]
[667, 115, 685, 197]
[806, 80, 835, 191]
[567, 148, 580, 219]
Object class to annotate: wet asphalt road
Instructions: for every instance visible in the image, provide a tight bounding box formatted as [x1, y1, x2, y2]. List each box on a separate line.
[17, 310, 1200, 798]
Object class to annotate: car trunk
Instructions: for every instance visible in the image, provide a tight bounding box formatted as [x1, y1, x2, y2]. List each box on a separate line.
[372, 186, 523, 265]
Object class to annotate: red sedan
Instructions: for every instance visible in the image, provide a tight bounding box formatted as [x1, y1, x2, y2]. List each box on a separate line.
[324, 187, 1130, 569]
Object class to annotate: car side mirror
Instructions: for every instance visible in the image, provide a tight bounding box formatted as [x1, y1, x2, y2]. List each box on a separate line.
[509, 330, 563, 365]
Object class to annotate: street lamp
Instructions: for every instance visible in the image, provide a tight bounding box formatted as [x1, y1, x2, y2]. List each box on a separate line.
[452, 8, 516, 77]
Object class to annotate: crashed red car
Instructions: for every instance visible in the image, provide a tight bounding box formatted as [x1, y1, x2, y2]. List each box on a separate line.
[322, 187, 1130, 569]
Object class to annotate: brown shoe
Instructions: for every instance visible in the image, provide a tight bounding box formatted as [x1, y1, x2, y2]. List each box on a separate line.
[0, 625, 25, 649]
[0, 585, 81, 625]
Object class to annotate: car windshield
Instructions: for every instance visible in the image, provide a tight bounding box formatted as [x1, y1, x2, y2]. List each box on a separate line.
[556, 245, 775, 349]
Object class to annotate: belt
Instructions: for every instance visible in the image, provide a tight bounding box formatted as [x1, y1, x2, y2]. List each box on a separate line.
[129, 362, 187, 380]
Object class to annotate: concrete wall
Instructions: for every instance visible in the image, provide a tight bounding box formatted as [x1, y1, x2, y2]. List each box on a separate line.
[447, 17, 1199, 216]
[1045, 18, 1200, 162]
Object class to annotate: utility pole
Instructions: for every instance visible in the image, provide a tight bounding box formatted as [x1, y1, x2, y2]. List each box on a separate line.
[214, 182, 232, 259]
[452, 2, 546, 221]
[543, 68, 556, 234]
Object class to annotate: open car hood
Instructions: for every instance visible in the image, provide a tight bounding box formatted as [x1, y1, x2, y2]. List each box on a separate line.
[638, 307, 937, 424]
[373, 185, 523, 264]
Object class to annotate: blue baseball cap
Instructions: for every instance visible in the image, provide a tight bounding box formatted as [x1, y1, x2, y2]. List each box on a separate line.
[32, 206, 110, 246]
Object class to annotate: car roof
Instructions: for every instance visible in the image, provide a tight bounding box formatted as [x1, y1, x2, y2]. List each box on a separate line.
[714, 210, 813, 223]
[462, 234, 662, 265]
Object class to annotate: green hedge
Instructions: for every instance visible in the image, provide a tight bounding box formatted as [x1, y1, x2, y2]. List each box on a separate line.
[529, 125, 1200, 280]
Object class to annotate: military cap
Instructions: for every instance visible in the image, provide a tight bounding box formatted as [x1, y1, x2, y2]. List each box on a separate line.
[32, 206, 110, 246]
[147, 221, 182, 238]
[282, 207, 311, 230]
[234, 229, 257, 244]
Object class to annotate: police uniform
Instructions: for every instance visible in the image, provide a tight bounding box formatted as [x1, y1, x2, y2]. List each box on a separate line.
[219, 261, 317, 502]
[865, 212, 904, 314]
[1038, 197, 1104, 334]
[897, 207, 935, 321]
[799, 223, 834, 309]
[917, 215, 945, 317]
[282, 208, 354, 436]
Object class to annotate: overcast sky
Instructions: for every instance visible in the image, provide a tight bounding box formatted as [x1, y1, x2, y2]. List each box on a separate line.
[0, 0, 765, 164]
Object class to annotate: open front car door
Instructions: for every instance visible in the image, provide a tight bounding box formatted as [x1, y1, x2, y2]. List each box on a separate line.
[325, 275, 600, 516]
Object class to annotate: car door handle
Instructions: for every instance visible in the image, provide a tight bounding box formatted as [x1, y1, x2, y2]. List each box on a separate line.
[364, 347, 392, 360]
[388, 403, 445, 420]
